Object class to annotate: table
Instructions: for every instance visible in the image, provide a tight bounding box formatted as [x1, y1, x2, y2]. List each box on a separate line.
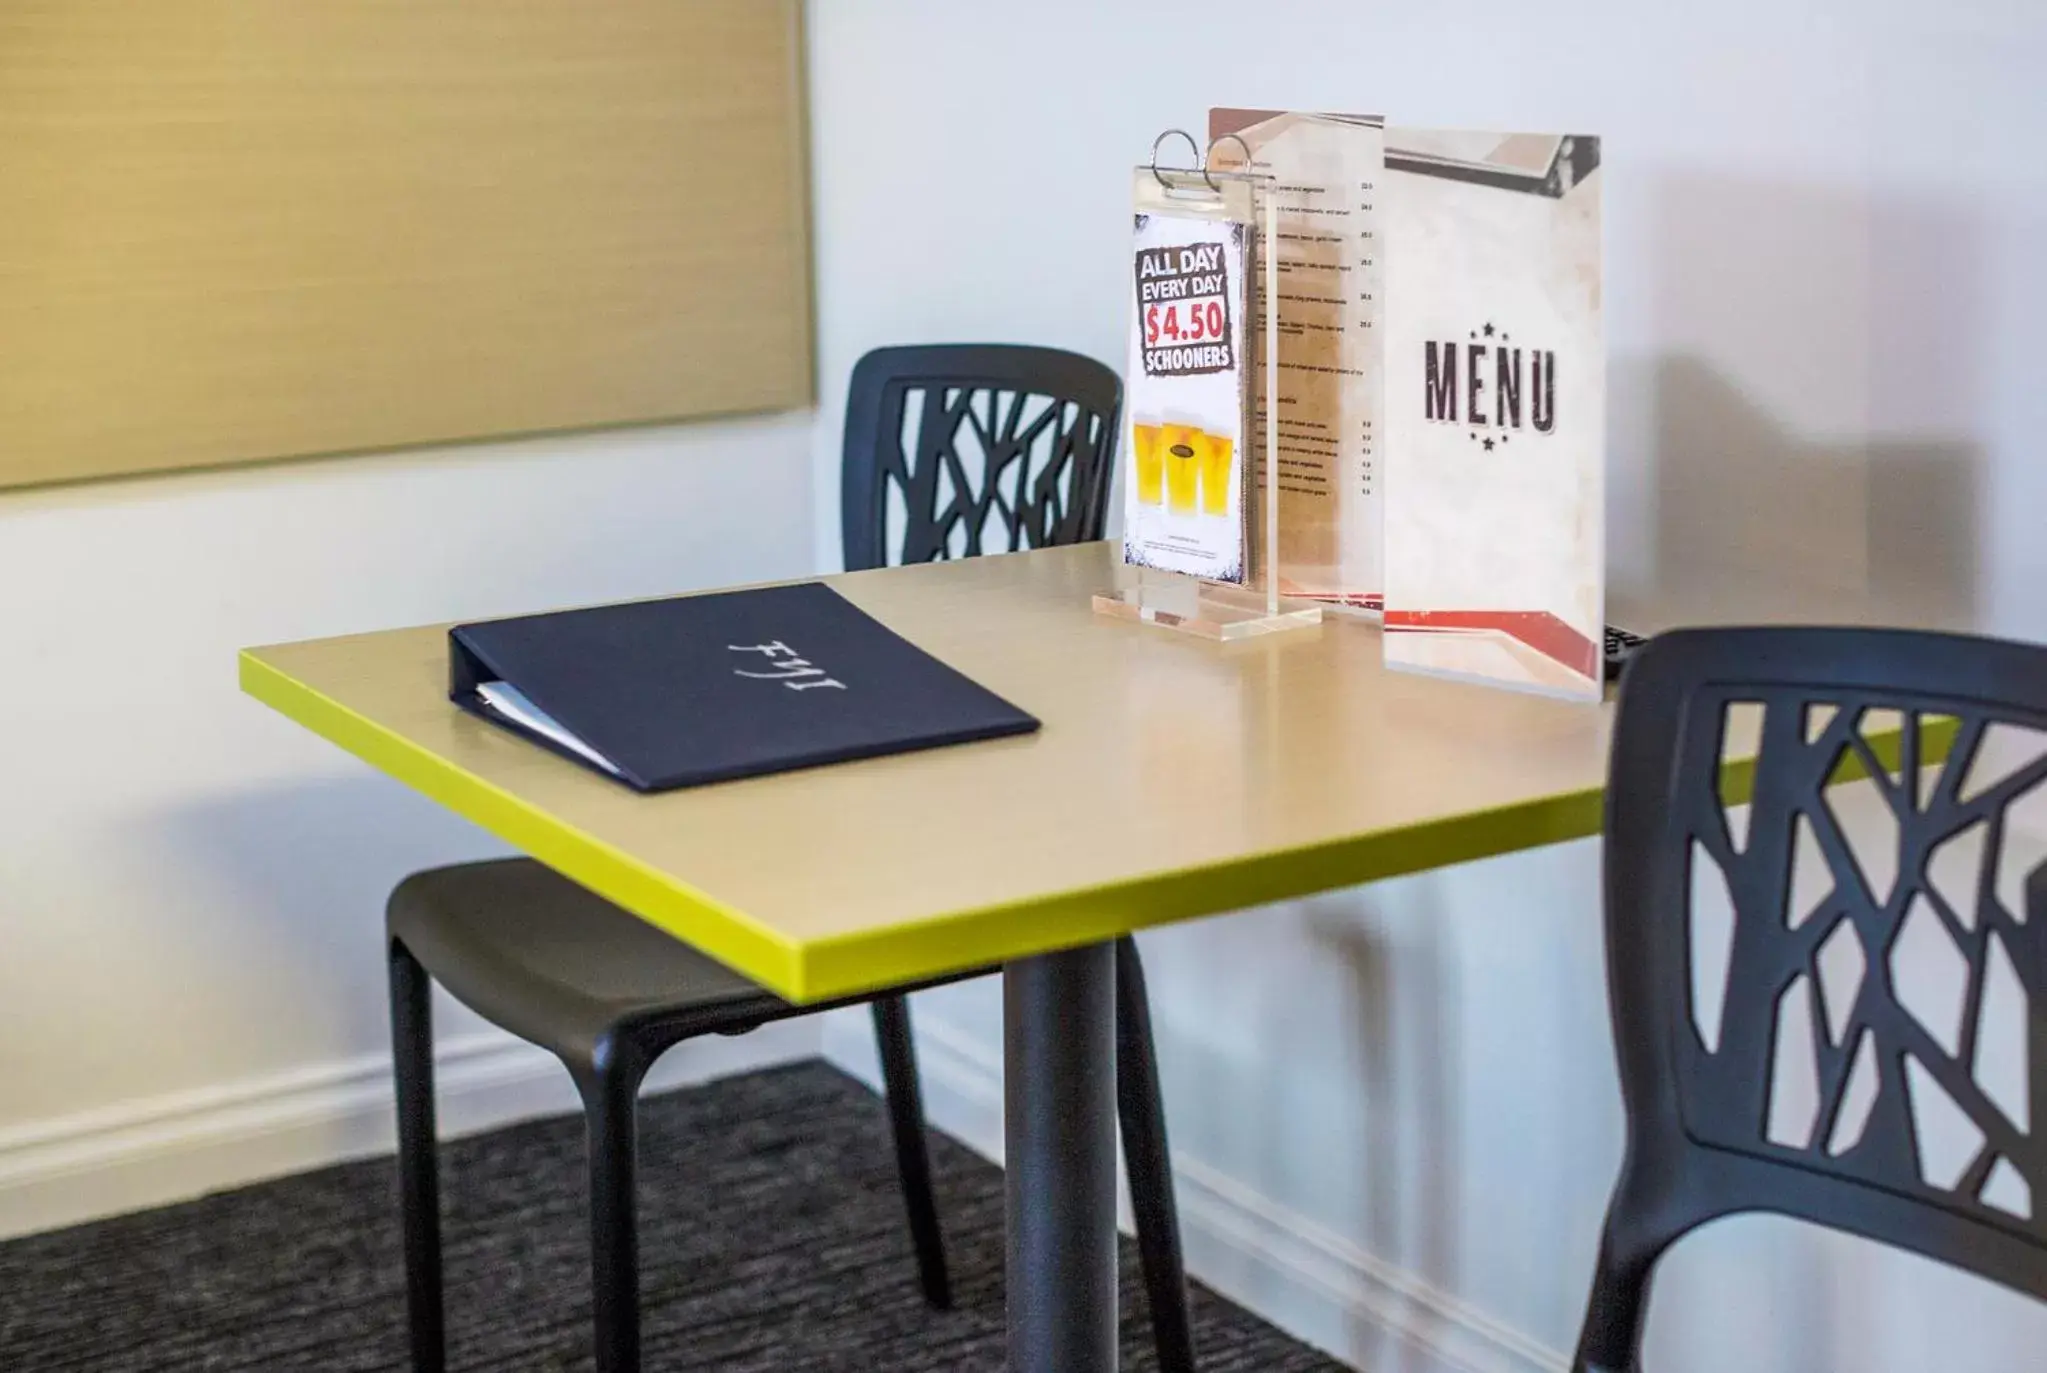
[240, 541, 1756, 1372]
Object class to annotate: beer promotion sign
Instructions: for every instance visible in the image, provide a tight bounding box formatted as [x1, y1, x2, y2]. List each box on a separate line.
[1121, 172, 1255, 585]
[1135, 240, 1236, 377]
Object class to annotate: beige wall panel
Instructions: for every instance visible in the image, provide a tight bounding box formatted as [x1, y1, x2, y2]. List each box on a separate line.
[0, 1, 812, 488]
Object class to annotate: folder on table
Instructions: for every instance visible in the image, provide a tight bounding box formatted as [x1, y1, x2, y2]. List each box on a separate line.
[449, 582, 1039, 792]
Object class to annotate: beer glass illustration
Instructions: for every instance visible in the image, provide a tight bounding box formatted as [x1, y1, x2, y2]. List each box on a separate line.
[1198, 430, 1234, 515]
[1160, 413, 1202, 515]
[1130, 416, 1165, 505]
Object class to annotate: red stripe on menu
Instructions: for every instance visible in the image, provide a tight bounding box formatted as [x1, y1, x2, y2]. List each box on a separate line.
[1383, 609, 1599, 681]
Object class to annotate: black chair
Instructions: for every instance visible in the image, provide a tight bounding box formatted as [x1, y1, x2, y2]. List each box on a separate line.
[388, 344, 1198, 1373]
[841, 343, 1120, 565]
[1578, 626, 2047, 1372]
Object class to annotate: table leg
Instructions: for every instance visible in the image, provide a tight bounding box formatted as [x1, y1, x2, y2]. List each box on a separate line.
[1005, 941, 1119, 1373]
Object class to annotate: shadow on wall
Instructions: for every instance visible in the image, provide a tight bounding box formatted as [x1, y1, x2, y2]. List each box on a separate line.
[1305, 897, 1463, 1373]
[1643, 355, 1980, 628]
[129, 773, 510, 1064]
[1615, 175, 1985, 633]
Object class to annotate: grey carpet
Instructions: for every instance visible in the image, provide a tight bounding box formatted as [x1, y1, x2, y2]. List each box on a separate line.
[0, 1060, 1347, 1371]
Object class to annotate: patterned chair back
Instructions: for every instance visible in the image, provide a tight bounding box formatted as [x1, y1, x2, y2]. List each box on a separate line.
[840, 345, 1121, 571]
[1579, 626, 2047, 1371]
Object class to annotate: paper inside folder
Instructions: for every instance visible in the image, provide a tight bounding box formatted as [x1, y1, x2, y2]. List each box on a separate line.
[475, 680, 622, 777]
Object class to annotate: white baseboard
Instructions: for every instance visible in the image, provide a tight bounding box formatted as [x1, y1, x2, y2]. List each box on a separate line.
[0, 1020, 819, 1243]
[821, 1009, 1568, 1373]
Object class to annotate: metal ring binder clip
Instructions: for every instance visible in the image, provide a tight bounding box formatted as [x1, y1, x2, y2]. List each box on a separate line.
[1149, 128, 1216, 191]
[1205, 132, 1254, 177]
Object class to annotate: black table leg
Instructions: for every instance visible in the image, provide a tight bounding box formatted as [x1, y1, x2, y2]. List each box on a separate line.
[1005, 941, 1119, 1373]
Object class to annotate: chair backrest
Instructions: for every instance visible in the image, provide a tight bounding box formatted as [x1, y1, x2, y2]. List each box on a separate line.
[1602, 626, 2047, 1305]
[840, 344, 1121, 571]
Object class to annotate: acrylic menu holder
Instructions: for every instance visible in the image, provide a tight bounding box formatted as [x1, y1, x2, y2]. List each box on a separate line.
[1094, 134, 1323, 641]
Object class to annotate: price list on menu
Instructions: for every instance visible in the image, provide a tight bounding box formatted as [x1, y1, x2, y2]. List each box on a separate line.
[1212, 109, 1387, 610]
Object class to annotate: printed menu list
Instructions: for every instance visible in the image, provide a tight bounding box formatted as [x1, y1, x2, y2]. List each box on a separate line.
[1210, 109, 1386, 610]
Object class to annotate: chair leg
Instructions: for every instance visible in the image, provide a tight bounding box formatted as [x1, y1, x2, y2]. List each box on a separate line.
[389, 938, 446, 1373]
[580, 1044, 648, 1373]
[1115, 937, 1197, 1373]
[1571, 1208, 1666, 1373]
[872, 996, 953, 1309]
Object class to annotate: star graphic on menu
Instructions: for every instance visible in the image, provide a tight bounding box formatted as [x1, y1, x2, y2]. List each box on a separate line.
[1483, 322, 1496, 337]
[1483, 437, 1495, 451]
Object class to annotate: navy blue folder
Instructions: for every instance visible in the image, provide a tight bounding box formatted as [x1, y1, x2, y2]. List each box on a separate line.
[449, 582, 1039, 792]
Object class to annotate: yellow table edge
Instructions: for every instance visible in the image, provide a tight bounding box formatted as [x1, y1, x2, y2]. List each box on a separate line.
[240, 649, 807, 994]
[241, 648, 1946, 1005]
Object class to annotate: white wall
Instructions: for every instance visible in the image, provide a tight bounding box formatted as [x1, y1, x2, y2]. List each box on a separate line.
[0, 418, 824, 1238]
[806, 2, 2047, 1370]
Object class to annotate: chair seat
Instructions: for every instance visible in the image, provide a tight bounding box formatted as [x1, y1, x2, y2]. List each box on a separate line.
[388, 858, 785, 1058]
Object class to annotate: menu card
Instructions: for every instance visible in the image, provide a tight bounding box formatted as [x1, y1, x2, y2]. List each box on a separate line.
[1379, 129, 1604, 700]
[1201, 111, 1605, 699]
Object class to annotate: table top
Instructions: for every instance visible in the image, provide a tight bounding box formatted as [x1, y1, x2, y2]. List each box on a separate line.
[241, 543, 1726, 1003]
